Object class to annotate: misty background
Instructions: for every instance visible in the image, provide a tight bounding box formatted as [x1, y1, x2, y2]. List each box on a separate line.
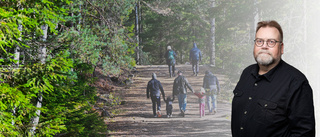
[138, 0, 320, 135]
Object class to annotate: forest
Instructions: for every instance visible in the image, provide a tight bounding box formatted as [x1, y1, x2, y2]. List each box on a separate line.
[1, 0, 319, 136]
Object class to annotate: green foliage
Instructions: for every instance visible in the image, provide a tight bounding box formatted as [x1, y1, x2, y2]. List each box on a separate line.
[0, 83, 31, 136]
[63, 107, 107, 137]
[1, 0, 138, 136]
[141, 0, 213, 64]
[57, 0, 137, 75]
[0, 0, 69, 65]
[45, 62, 105, 137]
[0, 51, 108, 136]
[1, 52, 72, 136]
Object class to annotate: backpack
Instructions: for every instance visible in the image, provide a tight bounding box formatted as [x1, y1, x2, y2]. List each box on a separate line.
[168, 50, 174, 60]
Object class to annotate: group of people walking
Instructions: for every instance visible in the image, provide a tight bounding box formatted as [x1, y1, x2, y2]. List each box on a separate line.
[146, 70, 220, 118]
[146, 44, 220, 118]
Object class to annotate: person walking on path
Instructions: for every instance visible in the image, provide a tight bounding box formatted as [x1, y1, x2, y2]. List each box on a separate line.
[146, 73, 166, 117]
[173, 70, 194, 117]
[203, 70, 220, 114]
[194, 87, 206, 118]
[164, 96, 174, 118]
[189, 42, 202, 76]
[231, 20, 315, 137]
[164, 45, 177, 77]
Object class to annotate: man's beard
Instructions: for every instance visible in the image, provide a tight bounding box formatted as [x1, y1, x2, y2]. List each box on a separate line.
[255, 50, 274, 66]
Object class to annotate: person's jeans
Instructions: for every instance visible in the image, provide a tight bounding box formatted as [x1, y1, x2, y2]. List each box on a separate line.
[206, 94, 217, 112]
[177, 94, 187, 112]
[191, 60, 199, 74]
[151, 96, 161, 116]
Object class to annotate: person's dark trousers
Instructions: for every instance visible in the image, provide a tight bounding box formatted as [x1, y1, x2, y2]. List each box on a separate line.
[166, 104, 172, 115]
[151, 96, 161, 116]
[168, 64, 175, 77]
[192, 60, 199, 75]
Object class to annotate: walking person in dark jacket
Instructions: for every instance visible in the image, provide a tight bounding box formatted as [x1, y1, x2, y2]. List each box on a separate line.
[203, 70, 220, 114]
[146, 73, 166, 117]
[164, 46, 177, 77]
[172, 70, 194, 117]
[189, 42, 202, 76]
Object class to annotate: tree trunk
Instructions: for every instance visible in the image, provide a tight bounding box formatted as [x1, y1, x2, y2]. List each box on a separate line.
[12, 22, 23, 126]
[79, 3, 82, 25]
[210, 0, 216, 66]
[30, 24, 47, 136]
[30, 93, 42, 135]
[14, 47, 20, 66]
[135, 1, 141, 65]
[40, 25, 47, 63]
[14, 24, 23, 66]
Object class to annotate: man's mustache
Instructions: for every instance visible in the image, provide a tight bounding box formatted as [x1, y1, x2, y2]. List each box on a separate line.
[258, 50, 271, 55]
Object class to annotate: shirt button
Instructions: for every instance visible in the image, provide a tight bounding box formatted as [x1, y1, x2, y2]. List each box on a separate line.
[264, 104, 268, 107]
[244, 111, 247, 114]
[240, 127, 244, 130]
[254, 83, 258, 86]
[249, 97, 252, 100]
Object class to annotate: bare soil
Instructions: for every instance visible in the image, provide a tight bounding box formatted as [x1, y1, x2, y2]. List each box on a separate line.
[107, 65, 233, 136]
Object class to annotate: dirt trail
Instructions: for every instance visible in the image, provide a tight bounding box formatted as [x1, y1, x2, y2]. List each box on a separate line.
[108, 65, 232, 136]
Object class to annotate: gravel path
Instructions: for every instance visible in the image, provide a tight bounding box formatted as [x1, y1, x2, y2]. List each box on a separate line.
[108, 65, 233, 137]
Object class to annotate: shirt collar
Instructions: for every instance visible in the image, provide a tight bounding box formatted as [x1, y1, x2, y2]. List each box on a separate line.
[251, 59, 284, 82]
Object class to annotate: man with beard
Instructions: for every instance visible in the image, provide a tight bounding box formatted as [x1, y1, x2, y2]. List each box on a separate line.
[231, 20, 315, 137]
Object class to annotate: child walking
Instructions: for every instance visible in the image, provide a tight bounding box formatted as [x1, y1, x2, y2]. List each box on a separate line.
[165, 96, 174, 118]
[194, 87, 206, 117]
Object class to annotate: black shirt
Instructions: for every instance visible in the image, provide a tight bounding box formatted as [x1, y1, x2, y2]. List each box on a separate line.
[231, 60, 315, 137]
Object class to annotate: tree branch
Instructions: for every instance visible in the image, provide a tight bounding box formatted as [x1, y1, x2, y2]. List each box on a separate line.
[141, 0, 173, 16]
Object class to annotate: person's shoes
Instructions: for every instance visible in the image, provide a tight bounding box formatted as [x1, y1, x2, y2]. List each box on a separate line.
[181, 111, 185, 117]
[167, 115, 170, 118]
[195, 73, 198, 76]
[213, 110, 217, 115]
[170, 114, 172, 117]
[154, 115, 158, 118]
[157, 110, 161, 117]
